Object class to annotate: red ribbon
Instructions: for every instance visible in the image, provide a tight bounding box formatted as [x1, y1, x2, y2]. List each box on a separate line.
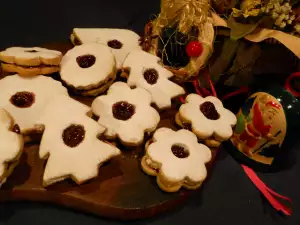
[241, 165, 292, 216]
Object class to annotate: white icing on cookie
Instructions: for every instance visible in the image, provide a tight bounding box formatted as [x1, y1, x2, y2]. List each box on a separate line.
[179, 94, 237, 140]
[147, 128, 211, 183]
[92, 82, 160, 145]
[0, 75, 68, 133]
[60, 43, 116, 88]
[0, 109, 23, 183]
[123, 50, 185, 109]
[0, 47, 62, 65]
[37, 95, 121, 186]
[73, 28, 141, 68]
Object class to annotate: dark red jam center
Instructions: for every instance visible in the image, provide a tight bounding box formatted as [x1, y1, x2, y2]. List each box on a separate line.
[143, 68, 159, 85]
[10, 91, 35, 108]
[200, 101, 220, 120]
[12, 124, 20, 134]
[171, 144, 189, 158]
[76, 54, 96, 68]
[112, 101, 135, 121]
[107, 40, 123, 49]
[62, 124, 85, 148]
[25, 50, 38, 53]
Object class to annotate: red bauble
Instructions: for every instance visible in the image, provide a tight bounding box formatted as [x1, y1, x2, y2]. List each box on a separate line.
[185, 41, 203, 57]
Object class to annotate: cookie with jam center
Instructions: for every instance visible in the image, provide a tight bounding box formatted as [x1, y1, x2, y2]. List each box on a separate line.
[177, 94, 237, 146]
[70, 28, 141, 69]
[91, 82, 160, 146]
[122, 50, 185, 109]
[37, 95, 121, 187]
[141, 127, 212, 192]
[0, 74, 68, 137]
[60, 43, 117, 97]
[0, 109, 24, 186]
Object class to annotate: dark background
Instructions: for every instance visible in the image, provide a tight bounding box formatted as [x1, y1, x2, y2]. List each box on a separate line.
[0, 1, 299, 225]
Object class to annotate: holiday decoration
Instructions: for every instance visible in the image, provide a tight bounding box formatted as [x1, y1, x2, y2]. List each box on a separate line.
[140, 0, 215, 82]
[223, 72, 300, 171]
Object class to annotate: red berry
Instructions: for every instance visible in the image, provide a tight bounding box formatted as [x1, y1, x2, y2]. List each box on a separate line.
[185, 41, 203, 57]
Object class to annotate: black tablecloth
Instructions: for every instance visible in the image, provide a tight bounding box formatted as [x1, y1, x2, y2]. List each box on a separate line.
[0, 1, 299, 225]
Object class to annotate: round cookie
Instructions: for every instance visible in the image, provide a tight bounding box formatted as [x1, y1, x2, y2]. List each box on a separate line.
[91, 82, 160, 146]
[70, 28, 141, 69]
[141, 127, 212, 192]
[0, 109, 24, 186]
[0, 75, 68, 135]
[60, 43, 116, 96]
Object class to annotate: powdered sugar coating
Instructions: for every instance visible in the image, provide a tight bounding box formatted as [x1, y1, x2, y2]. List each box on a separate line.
[0, 109, 23, 183]
[147, 128, 211, 183]
[92, 82, 160, 145]
[123, 50, 185, 109]
[72, 28, 141, 68]
[179, 94, 237, 140]
[37, 95, 120, 186]
[0, 75, 68, 133]
[60, 43, 116, 88]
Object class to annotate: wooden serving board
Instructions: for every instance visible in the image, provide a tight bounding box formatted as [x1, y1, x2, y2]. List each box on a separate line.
[0, 43, 217, 220]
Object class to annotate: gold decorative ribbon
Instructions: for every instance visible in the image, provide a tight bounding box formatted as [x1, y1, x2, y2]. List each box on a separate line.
[212, 13, 300, 58]
[156, 0, 210, 34]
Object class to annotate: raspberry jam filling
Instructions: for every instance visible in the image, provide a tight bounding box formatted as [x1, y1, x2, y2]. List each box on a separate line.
[107, 40, 123, 49]
[200, 101, 220, 120]
[10, 91, 35, 108]
[76, 54, 96, 68]
[112, 101, 135, 121]
[143, 68, 159, 85]
[62, 124, 85, 148]
[171, 144, 190, 158]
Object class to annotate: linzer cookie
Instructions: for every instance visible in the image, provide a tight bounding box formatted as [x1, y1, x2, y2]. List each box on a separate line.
[0, 47, 62, 76]
[70, 28, 141, 69]
[121, 50, 185, 109]
[36, 95, 121, 187]
[60, 43, 116, 96]
[0, 75, 68, 136]
[176, 94, 237, 147]
[141, 128, 211, 192]
[92, 82, 160, 146]
[0, 109, 24, 186]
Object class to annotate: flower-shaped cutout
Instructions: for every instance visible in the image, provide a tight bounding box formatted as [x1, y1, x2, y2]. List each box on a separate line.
[0, 109, 23, 185]
[36, 95, 120, 187]
[122, 50, 185, 109]
[141, 128, 212, 192]
[0, 75, 68, 134]
[92, 82, 160, 146]
[178, 94, 237, 140]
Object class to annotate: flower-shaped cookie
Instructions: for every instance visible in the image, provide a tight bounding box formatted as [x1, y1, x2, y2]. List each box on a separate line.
[92, 82, 160, 146]
[0, 75, 68, 135]
[178, 94, 237, 141]
[0, 109, 24, 186]
[37, 95, 121, 187]
[141, 128, 212, 192]
[122, 50, 185, 109]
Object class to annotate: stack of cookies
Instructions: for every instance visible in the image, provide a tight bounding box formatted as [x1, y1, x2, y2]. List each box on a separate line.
[0, 27, 237, 193]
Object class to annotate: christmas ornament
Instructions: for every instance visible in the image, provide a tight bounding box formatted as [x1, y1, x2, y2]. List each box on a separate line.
[223, 72, 300, 172]
[139, 0, 215, 82]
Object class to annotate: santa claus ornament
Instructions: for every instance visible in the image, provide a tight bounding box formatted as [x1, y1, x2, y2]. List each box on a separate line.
[190, 71, 299, 216]
[223, 73, 300, 172]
